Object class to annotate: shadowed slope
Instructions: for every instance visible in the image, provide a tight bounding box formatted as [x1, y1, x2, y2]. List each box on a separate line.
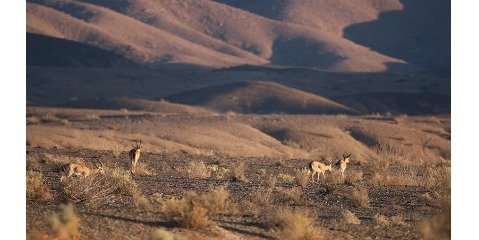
[165, 81, 358, 114]
[26, 0, 413, 72]
[343, 0, 451, 69]
[27, 33, 139, 68]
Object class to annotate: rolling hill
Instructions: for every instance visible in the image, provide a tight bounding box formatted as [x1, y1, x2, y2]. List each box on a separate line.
[165, 81, 358, 114]
[24, 0, 444, 72]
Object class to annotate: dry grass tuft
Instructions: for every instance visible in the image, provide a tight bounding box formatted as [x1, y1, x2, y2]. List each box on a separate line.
[187, 160, 211, 179]
[266, 207, 325, 240]
[163, 192, 213, 230]
[348, 186, 371, 208]
[133, 162, 155, 176]
[162, 186, 236, 230]
[373, 214, 390, 227]
[27, 171, 53, 201]
[148, 229, 174, 240]
[61, 170, 142, 208]
[295, 168, 310, 187]
[276, 187, 303, 205]
[344, 169, 363, 186]
[231, 162, 248, 182]
[341, 210, 361, 225]
[278, 173, 295, 183]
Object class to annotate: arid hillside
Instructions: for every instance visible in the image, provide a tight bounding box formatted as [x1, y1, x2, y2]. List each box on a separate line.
[24, 0, 451, 72]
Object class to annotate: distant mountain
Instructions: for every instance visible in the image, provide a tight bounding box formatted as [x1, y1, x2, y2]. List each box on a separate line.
[24, 0, 451, 72]
[165, 81, 358, 114]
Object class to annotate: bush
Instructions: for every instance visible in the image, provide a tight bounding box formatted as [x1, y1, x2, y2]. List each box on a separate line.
[295, 168, 310, 187]
[341, 210, 361, 225]
[26, 171, 53, 201]
[61, 171, 142, 208]
[186, 161, 210, 179]
[348, 186, 370, 208]
[265, 207, 325, 240]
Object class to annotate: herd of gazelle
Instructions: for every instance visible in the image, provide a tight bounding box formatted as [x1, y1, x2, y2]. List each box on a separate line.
[60, 141, 142, 181]
[60, 140, 350, 184]
[309, 154, 351, 183]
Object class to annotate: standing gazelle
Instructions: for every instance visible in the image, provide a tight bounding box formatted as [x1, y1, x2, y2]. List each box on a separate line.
[129, 141, 142, 174]
[309, 159, 333, 182]
[336, 153, 351, 181]
[60, 161, 104, 182]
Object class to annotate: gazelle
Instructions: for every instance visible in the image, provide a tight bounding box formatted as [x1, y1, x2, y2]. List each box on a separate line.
[60, 161, 104, 182]
[309, 159, 333, 182]
[336, 153, 351, 181]
[129, 141, 142, 174]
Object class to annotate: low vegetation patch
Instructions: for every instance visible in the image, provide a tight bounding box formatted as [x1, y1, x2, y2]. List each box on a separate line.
[341, 210, 361, 225]
[61, 170, 142, 208]
[26, 170, 53, 201]
[265, 207, 325, 240]
[348, 186, 371, 208]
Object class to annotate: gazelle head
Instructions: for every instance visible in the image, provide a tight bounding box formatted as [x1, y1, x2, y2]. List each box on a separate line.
[342, 153, 351, 163]
[133, 140, 142, 150]
[94, 161, 105, 174]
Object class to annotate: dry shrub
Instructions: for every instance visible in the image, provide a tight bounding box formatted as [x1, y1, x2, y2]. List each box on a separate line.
[162, 186, 236, 230]
[208, 164, 230, 179]
[373, 214, 390, 227]
[187, 161, 210, 179]
[419, 213, 450, 240]
[420, 165, 451, 191]
[202, 185, 237, 215]
[341, 210, 361, 225]
[344, 169, 363, 186]
[231, 162, 248, 182]
[50, 204, 80, 240]
[278, 173, 295, 183]
[163, 192, 213, 230]
[26, 171, 53, 201]
[266, 207, 325, 240]
[61, 171, 141, 208]
[148, 229, 174, 240]
[276, 187, 302, 205]
[419, 165, 450, 210]
[27, 116, 40, 125]
[390, 215, 409, 227]
[295, 168, 310, 187]
[348, 186, 370, 208]
[134, 162, 155, 176]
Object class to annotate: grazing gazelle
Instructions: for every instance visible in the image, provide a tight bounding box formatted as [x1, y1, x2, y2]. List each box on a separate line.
[336, 153, 351, 181]
[309, 159, 333, 182]
[60, 161, 104, 182]
[129, 141, 142, 174]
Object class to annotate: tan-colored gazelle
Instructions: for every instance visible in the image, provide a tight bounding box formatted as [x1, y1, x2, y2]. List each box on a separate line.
[309, 159, 333, 182]
[129, 141, 142, 174]
[336, 153, 351, 181]
[60, 161, 104, 182]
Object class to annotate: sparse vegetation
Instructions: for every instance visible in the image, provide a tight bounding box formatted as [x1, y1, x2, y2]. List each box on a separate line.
[231, 162, 248, 182]
[26, 170, 53, 201]
[348, 186, 371, 208]
[295, 168, 310, 187]
[186, 160, 211, 179]
[265, 207, 325, 240]
[341, 210, 361, 225]
[61, 170, 142, 208]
